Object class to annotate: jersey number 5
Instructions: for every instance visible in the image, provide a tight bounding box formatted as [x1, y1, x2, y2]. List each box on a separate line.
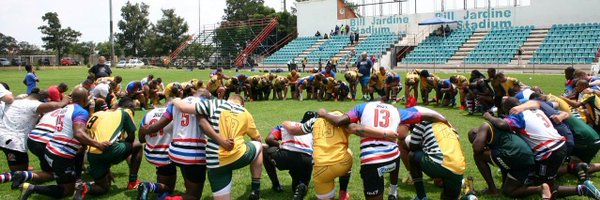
[55, 114, 65, 132]
[373, 109, 390, 128]
[181, 113, 190, 126]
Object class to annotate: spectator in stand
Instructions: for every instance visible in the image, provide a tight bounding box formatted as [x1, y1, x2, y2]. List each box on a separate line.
[47, 83, 68, 102]
[302, 57, 307, 72]
[88, 56, 112, 80]
[354, 32, 359, 44]
[324, 33, 329, 39]
[318, 58, 323, 72]
[444, 25, 451, 35]
[315, 31, 321, 37]
[345, 24, 350, 34]
[335, 25, 340, 35]
[23, 64, 39, 94]
[340, 24, 345, 35]
[349, 32, 354, 45]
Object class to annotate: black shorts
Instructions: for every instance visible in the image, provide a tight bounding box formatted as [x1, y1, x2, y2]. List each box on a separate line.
[534, 145, 568, 183]
[360, 158, 400, 197]
[1, 146, 28, 166]
[156, 163, 177, 177]
[177, 164, 206, 184]
[290, 85, 297, 92]
[265, 147, 313, 184]
[27, 139, 52, 172]
[44, 149, 84, 184]
[491, 150, 530, 184]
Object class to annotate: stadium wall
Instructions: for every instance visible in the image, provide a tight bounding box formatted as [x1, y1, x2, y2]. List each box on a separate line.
[297, 0, 600, 36]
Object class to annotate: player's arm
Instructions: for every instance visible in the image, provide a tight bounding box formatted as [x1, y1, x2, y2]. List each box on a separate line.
[171, 98, 196, 114]
[345, 123, 398, 140]
[265, 130, 280, 147]
[139, 116, 171, 137]
[469, 124, 500, 194]
[283, 121, 307, 135]
[36, 96, 70, 114]
[509, 100, 541, 114]
[420, 112, 449, 125]
[74, 123, 110, 151]
[317, 108, 350, 126]
[550, 111, 571, 124]
[0, 94, 14, 104]
[198, 116, 233, 151]
[483, 112, 511, 131]
[559, 96, 583, 108]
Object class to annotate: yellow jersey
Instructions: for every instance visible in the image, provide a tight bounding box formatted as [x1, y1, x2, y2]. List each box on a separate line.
[301, 111, 352, 166]
[501, 77, 521, 95]
[453, 75, 469, 89]
[207, 75, 223, 92]
[194, 99, 260, 168]
[86, 108, 136, 154]
[287, 72, 300, 83]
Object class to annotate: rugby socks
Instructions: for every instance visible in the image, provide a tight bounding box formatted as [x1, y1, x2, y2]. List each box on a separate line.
[389, 184, 398, 197]
[33, 185, 65, 199]
[577, 184, 588, 196]
[0, 172, 12, 183]
[339, 173, 350, 191]
[142, 182, 160, 193]
[466, 99, 475, 112]
[129, 174, 138, 182]
[414, 178, 427, 199]
[251, 178, 261, 193]
[21, 171, 33, 181]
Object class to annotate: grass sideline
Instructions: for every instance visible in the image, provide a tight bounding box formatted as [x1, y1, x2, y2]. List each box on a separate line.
[0, 67, 592, 200]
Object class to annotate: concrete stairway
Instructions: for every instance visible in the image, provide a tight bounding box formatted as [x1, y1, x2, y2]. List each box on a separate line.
[294, 39, 327, 63]
[509, 28, 549, 65]
[447, 30, 488, 64]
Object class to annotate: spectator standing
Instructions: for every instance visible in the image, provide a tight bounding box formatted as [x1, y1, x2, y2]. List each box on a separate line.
[335, 25, 340, 35]
[356, 52, 374, 100]
[47, 83, 68, 102]
[345, 24, 350, 34]
[88, 56, 112, 80]
[340, 24, 346, 35]
[354, 32, 360, 44]
[23, 65, 39, 94]
[315, 31, 321, 37]
[318, 58, 323, 72]
[302, 57, 307, 72]
[324, 33, 329, 39]
[349, 32, 354, 45]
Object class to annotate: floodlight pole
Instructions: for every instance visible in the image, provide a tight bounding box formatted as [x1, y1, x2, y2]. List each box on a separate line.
[109, 0, 116, 64]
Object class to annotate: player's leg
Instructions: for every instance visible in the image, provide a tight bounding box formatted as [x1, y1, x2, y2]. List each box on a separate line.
[138, 164, 177, 200]
[180, 164, 207, 200]
[249, 141, 264, 198]
[473, 148, 501, 195]
[359, 160, 395, 200]
[263, 146, 283, 192]
[388, 158, 400, 200]
[126, 141, 142, 189]
[409, 150, 428, 200]
[11, 139, 54, 188]
[208, 167, 234, 200]
[22, 151, 85, 199]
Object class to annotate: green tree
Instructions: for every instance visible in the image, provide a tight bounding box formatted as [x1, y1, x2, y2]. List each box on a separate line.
[181, 42, 214, 62]
[116, 2, 150, 56]
[38, 12, 81, 61]
[96, 41, 123, 58]
[17, 41, 41, 55]
[147, 9, 189, 57]
[0, 33, 18, 54]
[70, 41, 95, 65]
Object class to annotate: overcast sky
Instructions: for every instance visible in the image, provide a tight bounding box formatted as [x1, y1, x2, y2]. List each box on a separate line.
[0, 0, 529, 47]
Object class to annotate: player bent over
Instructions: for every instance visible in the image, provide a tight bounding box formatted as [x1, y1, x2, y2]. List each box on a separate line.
[140, 88, 213, 200]
[19, 88, 111, 199]
[263, 111, 317, 199]
[174, 95, 263, 200]
[74, 97, 142, 199]
[136, 83, 183, 200]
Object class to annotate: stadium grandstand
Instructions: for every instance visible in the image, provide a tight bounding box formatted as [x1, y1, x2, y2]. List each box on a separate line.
[253, 0, 600, 74]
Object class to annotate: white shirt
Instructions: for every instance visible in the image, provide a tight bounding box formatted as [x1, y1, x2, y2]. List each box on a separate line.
[0, 84, 12, 119]
[0, 99, 41, 152]
[92, 82, 110, 98]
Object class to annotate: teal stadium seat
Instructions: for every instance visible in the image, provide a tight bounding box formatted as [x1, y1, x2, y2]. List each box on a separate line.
[531, 23, 600, 64]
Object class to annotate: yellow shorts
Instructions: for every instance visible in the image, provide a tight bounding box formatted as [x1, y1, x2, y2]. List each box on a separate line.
[312, 154, 353, 199]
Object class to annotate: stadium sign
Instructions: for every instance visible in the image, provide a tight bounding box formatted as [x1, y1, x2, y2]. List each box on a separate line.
[436, 8, 514, 30]
[348, 15, 410, 34]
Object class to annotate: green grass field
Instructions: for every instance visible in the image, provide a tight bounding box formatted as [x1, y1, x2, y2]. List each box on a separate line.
[0, 67, 592, 199]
